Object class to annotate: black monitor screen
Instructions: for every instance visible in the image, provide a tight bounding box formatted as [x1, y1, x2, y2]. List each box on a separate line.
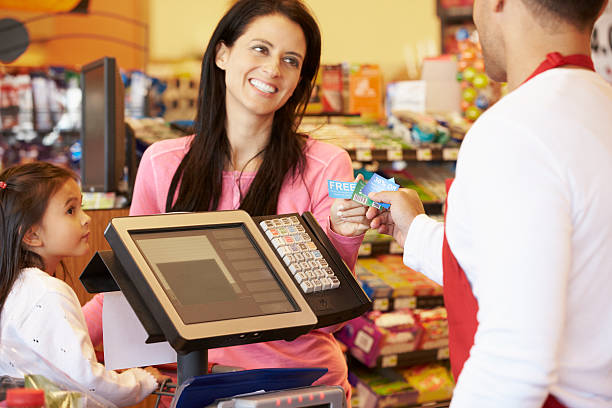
[129, 224, 297, 324]
[81, 57, 125, 192]
[81, 65, 106, 189]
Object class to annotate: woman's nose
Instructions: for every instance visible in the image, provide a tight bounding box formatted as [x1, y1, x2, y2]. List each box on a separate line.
[262, 58, 280, 77]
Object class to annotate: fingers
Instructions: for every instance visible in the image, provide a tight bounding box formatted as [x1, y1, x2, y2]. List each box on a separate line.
[368, 190, 398, 205]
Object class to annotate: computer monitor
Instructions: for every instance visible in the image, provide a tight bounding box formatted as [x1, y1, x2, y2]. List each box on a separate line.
[80, 56, 125, 192]
[104, 210, 318, 352]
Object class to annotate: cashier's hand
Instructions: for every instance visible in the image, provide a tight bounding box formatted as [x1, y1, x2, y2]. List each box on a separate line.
[330, 174, 370, 237]
[143, 366, 171, 386]
[365, 189, 425, 247]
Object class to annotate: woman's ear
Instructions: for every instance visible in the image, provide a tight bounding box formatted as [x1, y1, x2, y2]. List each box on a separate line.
[215, 42, 230, 70]
[23, 226, 43, 248]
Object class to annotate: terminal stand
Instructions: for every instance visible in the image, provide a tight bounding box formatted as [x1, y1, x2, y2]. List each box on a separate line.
[177, 350, 208, 386]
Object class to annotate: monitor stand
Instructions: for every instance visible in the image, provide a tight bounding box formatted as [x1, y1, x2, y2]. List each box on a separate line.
[177, 349, 208, 385]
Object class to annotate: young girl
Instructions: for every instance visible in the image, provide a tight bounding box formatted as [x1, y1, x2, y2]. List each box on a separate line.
[83, 0, 370, 404]
[0, 162, 166, 407]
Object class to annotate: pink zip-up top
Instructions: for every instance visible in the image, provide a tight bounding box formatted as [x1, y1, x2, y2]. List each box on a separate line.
[82, 135, 363, 401]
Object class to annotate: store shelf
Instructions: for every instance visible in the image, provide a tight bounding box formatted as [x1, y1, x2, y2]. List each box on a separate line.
[350, 347, 450, 370]
[405, 400, 451, 408]
[347, 146, 460, 163]
[377, 347, 449, 368]
[370, 295, 445, 312]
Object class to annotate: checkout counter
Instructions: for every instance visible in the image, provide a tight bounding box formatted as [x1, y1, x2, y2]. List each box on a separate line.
[80, 210, 371, 408]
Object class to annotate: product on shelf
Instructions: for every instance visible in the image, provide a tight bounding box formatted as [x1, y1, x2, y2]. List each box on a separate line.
[349, 363, 454, 408]
[336, 312, 421, 368]
[350, 366, 419, 408]
[349, 64, 384, 119]
[400, 363, 455, 403]
[357, 256, 443, 299]
[321, 64, 344, 113]
[414, 307, 449, 350]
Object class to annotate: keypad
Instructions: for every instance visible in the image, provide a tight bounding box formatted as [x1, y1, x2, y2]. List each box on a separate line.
[260, 217, 340, 294]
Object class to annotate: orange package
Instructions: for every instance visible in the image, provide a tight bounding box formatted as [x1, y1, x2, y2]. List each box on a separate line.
[348, 64, 383, 119]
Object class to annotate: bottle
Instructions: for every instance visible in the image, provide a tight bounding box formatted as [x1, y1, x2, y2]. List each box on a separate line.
[5, 389, 45, 408]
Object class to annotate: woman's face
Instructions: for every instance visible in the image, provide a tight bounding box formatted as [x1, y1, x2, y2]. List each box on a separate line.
[215, 13, 307, 120]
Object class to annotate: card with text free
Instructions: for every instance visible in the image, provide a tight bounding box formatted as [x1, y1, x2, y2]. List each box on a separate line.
[328, 175, 399, 209]
[327, 180, 357, 199]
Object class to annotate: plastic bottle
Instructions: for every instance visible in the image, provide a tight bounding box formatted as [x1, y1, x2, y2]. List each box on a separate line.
[5, 389, 45, 408]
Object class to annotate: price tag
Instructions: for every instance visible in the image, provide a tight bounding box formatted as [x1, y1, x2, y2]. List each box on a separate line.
[381, 354, 398, 368]
[354, 330, 375, 353]
[373, 298, 390, 311]
[442, 147, 459, 161]
[394, 296, 417, 309]
[389, 240, 403, 254]
[356, 149, 372, 162]
[416, 148, 432, 161]
[358, 242, 372, 256]
[386, 147, 403, 161]
[437, 347, 450, 360]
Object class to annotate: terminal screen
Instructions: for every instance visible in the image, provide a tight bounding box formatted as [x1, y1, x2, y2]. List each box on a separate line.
[129, 225, 297, 324]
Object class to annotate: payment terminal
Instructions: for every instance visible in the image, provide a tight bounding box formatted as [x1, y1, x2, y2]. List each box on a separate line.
[90, 210, 371, 354]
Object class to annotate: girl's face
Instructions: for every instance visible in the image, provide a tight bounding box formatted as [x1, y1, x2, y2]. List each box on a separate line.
[215, 13, 306, 120]
[32, 178, 91, 268]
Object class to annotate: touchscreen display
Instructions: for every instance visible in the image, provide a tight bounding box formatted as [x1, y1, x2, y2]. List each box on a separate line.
[130, 225, 297, 324]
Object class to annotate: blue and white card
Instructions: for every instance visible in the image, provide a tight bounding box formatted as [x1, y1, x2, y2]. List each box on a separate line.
[327, 180, 357, 199]
[361, 173, 400, 197]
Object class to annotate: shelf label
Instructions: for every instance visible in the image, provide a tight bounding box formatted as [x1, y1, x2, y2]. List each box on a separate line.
[381, 354, 398, 368]
[356, 149, 372, 162]
[416, 148, 432, 161]
[394, 296, 417, 309]
[389, 240, 403, 254]
[373, 298, 390, 311]
[442, 147, 459, 161]
[437, 347, 450, 360]
[358, 243, 372, 256]
[354, 330, 375, 353]
[386, 147, 403, 161]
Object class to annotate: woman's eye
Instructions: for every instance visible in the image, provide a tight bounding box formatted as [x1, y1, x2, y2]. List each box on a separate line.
[283, 57, 299, 68]
[252, 45, 268, 54]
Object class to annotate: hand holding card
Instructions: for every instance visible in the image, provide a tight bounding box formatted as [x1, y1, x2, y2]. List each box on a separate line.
[329, 174, 370, 237]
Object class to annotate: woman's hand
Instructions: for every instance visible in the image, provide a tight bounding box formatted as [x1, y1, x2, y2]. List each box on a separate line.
[329, 174, 370, 237]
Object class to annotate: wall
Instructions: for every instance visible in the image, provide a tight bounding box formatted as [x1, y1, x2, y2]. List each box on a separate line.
[148, 0, 441, 82]
[1, 0, 148, 70]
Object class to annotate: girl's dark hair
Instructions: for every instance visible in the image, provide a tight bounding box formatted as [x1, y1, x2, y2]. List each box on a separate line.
[0, 162, 77, 316]
[166, 0, 321, 215]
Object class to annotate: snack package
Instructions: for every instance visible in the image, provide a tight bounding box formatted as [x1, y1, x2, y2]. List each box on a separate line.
[401, 363, 454, 403]
[349, 64, 383, 119]
[25, 375, 85, 408]
[321, 64, 343, 113]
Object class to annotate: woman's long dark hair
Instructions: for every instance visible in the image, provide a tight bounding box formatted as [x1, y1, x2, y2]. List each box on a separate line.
[165, 0, 321, 215]
[0, 162, 77, 317]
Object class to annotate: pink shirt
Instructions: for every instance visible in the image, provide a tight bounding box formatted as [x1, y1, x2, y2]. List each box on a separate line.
[82, 135, 362, 400]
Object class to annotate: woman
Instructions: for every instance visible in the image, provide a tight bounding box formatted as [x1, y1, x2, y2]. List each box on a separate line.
[83, 0, 369, 402]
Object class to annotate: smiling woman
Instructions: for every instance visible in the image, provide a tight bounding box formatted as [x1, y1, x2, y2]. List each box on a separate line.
[82, 0, 368, 405]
